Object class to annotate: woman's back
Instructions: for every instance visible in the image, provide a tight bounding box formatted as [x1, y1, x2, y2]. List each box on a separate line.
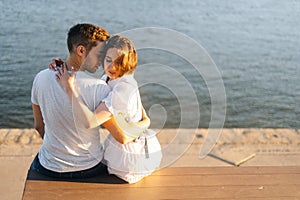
[102, 74, 142, 123]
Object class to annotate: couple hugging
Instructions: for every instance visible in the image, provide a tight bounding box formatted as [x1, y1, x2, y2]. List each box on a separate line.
[29, 23, 162, 184]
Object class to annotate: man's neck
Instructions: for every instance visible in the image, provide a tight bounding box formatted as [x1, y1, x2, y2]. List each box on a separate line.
[66, 56, 81, 71]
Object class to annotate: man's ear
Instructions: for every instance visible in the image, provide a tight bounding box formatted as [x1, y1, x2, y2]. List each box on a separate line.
[76, 45, 86, 56]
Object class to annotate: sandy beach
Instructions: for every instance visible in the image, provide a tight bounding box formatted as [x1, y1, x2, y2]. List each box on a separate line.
[0, 128, 299, 200]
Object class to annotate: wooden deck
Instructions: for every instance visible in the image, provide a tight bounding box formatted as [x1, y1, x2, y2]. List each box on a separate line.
[22, 166, 300, 200]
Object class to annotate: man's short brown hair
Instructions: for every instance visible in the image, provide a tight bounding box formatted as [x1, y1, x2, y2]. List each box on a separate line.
[67, 23, 110, 54]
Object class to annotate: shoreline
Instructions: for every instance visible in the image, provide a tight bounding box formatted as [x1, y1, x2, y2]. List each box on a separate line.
[1, 128, 299, 146]
[1, 128, 299, 166]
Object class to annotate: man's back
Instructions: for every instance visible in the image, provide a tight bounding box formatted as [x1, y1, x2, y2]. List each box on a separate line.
[31, 69, 110, 172]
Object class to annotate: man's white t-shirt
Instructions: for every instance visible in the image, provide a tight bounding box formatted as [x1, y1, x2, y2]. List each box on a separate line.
[31, 69, 110, 172]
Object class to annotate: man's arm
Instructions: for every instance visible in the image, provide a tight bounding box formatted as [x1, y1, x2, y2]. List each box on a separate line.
[102, 118, 135, 144]
[32, 103, 45, 139]
[136, 107, 150, 128]
[102, 107, 151, 144]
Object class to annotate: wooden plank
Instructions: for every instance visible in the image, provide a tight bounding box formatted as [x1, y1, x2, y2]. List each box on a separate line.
[22, 183, 300, 200]
[23, 166, 300, 200]
[23, 174, 300, 188]
[155, 166, 300, 175]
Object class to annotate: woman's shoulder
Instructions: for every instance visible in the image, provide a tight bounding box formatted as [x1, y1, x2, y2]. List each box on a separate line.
[113, 75, 138, 92]
[100, 74, 107, 79]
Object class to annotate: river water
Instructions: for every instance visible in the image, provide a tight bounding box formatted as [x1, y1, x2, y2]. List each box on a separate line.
[0, 0, 299, 128]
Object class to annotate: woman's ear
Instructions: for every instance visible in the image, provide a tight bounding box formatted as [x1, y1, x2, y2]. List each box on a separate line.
[76, 45, 86, 56]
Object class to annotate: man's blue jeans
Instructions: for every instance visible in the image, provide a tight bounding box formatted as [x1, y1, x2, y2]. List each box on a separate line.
[30, 154, 108, 179]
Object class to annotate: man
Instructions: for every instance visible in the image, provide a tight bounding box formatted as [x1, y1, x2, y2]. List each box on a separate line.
[30, 23, 134, 179]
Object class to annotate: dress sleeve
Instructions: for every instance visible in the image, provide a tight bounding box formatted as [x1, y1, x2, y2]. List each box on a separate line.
[103, 82, 131, 116]
[100, 74, 108, 81]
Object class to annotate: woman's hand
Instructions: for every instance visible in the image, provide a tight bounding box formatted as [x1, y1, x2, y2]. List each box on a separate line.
[49, 58, 64, 71]
[56, 64, 79, 98]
